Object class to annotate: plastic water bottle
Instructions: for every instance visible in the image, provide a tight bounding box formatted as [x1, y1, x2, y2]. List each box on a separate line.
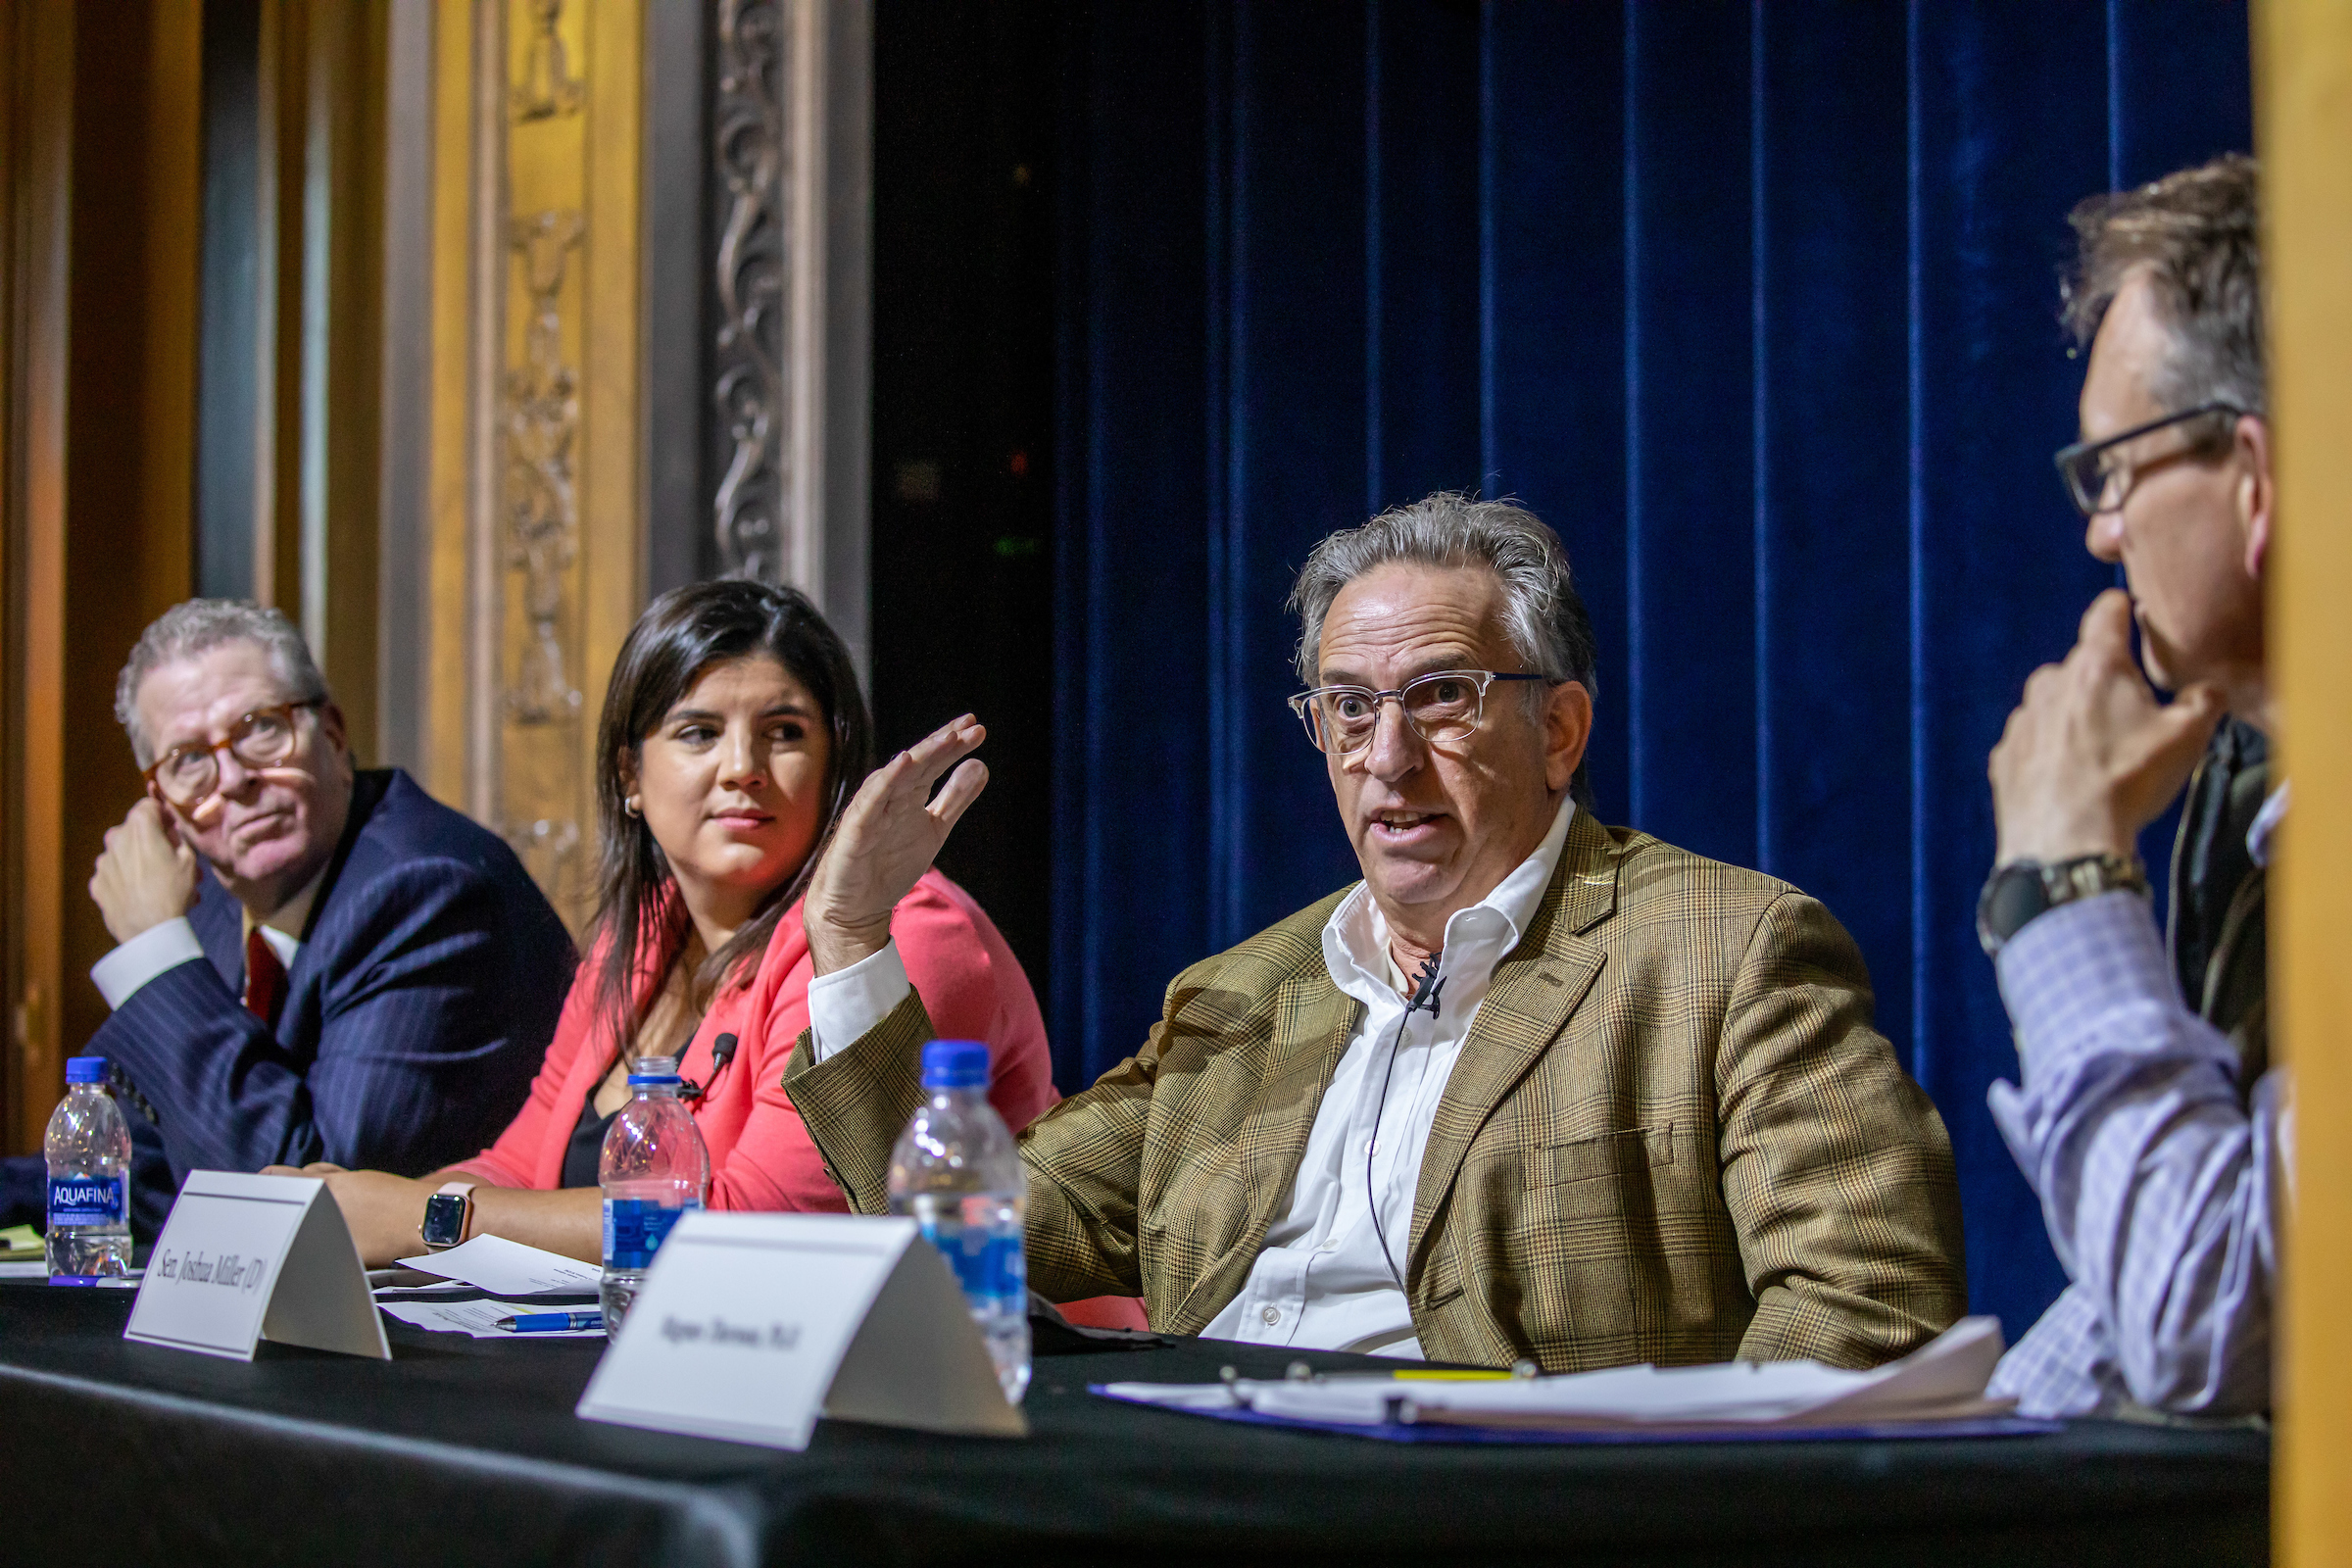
[888, 1039, 1030, 1403]
[45, 1055, 132, 1278]
[598, 1055, 710, 1332]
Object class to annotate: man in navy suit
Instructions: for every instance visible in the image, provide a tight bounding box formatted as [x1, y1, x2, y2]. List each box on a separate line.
[5, 601, 574, 1233]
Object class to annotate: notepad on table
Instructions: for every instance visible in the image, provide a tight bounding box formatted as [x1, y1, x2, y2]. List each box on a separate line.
[1099, 1317, 2047, 1442]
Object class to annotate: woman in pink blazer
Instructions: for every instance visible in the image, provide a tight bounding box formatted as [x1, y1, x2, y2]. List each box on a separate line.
[294, 580, 1055, 1263]
[453, 867, 1050, 1210]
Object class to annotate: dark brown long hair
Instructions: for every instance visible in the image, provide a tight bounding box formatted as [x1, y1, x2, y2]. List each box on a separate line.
[588, 579, 875, 1056]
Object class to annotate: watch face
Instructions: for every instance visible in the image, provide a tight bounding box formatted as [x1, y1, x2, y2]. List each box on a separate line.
[421, 1192, 467, 1249]
[1978, 863, 2051, 953]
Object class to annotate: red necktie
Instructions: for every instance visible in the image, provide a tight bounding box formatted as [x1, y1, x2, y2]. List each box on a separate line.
[243, 929, 288, 1030]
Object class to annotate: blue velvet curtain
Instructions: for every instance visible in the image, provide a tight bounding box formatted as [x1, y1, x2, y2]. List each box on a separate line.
[1050, 1, 2251, 1341]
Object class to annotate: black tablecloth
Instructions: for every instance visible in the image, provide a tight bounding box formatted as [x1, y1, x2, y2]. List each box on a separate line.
[0, 1283, 2267, 1568]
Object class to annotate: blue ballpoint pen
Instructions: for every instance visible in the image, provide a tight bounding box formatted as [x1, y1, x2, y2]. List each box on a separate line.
[495, 1310, 603, 1333]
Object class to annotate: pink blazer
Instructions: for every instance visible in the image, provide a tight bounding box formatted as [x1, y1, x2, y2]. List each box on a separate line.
[452, 869, 1056, 1210]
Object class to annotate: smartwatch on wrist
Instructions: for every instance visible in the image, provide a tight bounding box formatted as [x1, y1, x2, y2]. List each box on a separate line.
[420, 1181, 477, 1251]
[1976, 852, 2149, 957]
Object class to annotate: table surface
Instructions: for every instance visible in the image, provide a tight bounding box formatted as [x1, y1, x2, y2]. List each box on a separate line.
[0, 1282, 2269, 1568]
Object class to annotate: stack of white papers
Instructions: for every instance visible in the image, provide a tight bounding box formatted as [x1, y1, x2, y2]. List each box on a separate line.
[1102, 1316, 2012, 1432]
[378, 1297, 605, 1340]
[387, 1235, 600, 1297]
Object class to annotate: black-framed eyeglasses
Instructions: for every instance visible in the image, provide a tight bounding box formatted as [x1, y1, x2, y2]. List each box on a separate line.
[142, 698, 325, 808]
[1288, 670, 1548, 757]
[2053, 401, 2246, 518]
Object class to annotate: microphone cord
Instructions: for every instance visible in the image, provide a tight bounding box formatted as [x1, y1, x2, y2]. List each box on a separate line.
[1366, 955, 1443, 1289]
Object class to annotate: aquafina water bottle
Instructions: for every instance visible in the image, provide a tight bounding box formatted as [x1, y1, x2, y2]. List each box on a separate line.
[597, 1055, 710, 1331]
[45, 1055, 132, 1278]
[888, 1039, 1030, 1403]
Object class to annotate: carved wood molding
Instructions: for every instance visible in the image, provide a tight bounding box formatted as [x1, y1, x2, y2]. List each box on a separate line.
[698, 0, 867, 663]
[493, 0, 588, 912]
[711, 0, 788, 584]
[412, 0, 864, 918]
[503, 206, 584, 728]
[510, 0, 583, 122]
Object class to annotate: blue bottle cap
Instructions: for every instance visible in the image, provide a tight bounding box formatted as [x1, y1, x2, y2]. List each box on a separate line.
[920, 1039, 990, 1090]
[64, 1056, 106, 1085]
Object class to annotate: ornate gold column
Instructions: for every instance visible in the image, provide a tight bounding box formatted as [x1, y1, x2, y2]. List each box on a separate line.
[425, 0, 643, 926]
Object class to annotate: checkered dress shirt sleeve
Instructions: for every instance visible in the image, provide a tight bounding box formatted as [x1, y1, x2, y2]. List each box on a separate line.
[1984, 891, 2288, 1418]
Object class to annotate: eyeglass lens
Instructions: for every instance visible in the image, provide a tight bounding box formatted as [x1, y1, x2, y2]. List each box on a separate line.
[2060, 448, 2119, 516]
[2057, 405, 2234, 518]
[155, 710, 302, 800]
[1305, 673, 1486, 753]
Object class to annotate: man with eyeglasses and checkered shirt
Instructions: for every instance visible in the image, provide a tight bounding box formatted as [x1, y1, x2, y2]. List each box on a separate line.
[1978, 155, 2282, 1419]
[1, 601, 574, 1237]
[781, 490, 1967, 1375]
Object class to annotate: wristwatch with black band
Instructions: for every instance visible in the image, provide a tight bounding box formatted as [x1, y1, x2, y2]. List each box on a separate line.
[1976, 852, 2149, 957]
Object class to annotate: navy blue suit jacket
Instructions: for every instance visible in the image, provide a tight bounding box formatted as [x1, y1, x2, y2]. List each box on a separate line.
[91, 769, 574, 1213]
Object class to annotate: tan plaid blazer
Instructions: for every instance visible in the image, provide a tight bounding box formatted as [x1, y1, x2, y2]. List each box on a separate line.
[786, 809, 1967, 1372]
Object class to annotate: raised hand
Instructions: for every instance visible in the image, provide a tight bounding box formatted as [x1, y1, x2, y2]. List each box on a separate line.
[803, 714, 989, 975]
[89, 798, 203, 945]
[1990, 590, 2226, 866]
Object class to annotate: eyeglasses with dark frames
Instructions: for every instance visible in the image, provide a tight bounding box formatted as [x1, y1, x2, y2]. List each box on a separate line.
[1288, 669, 1550, 757]
[142, 698, 326, 808]
[2053, 401, 2246, 518]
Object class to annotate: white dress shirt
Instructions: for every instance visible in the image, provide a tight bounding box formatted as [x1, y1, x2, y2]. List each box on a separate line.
[1197, 794, 1576, 1357]
[89, 863, 325, 1010]
[805, 940, 911, 1065]
[808, 792, 1579, 1358]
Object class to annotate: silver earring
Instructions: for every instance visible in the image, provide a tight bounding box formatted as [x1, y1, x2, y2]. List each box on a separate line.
[623, 797, 642, 817]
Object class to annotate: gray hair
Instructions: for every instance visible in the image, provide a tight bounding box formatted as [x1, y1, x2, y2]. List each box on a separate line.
[1287, 492, 1600, 809]
[2062, 154, 2265, 419]
[115, 600, 329, 766]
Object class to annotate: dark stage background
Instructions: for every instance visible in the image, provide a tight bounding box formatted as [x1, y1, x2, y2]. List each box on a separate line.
[1033, 0, 2252, 1346]
[869, 1, 2253, 1344]
[869, 4, 1060, 1009]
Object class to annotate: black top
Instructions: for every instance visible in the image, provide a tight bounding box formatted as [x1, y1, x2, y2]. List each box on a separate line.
[562, 1093, 617, 1190]
[2170, 717, 2271, 1082]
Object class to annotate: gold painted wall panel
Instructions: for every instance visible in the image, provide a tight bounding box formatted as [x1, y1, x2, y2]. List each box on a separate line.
[425, 0, 477, 811]
[2263, 1, 2352, 1560]
[426, 0, 643, 929]
[577, 0, 643, 842]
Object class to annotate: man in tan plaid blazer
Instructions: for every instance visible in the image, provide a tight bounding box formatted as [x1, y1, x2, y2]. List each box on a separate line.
[789, 494, 1966, 1373]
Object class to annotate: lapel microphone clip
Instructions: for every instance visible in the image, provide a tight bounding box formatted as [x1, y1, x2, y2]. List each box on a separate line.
[1406, 955, 1446, 1018]
[678, 1032, 740, 1104]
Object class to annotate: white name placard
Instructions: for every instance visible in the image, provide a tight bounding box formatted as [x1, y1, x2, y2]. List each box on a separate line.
[123, 1170, 389, 1362]
[576, 1212, 1024, 1450]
